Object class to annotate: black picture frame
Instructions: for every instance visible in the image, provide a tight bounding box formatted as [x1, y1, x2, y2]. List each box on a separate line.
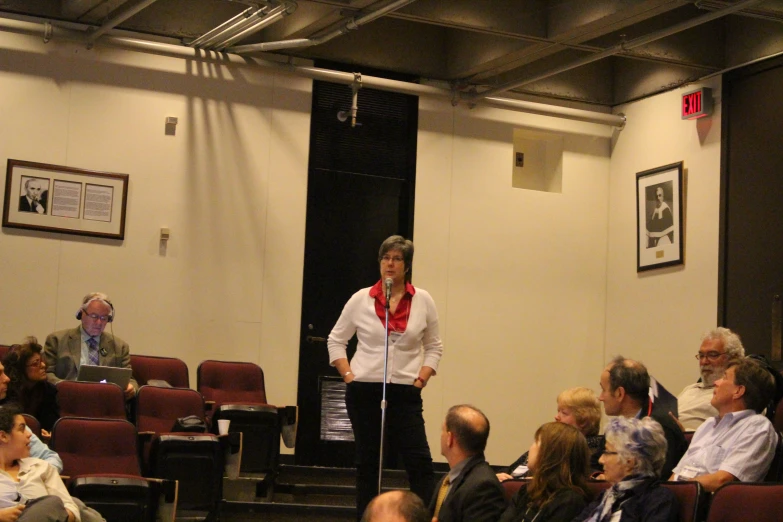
[636, 162, 684, 272]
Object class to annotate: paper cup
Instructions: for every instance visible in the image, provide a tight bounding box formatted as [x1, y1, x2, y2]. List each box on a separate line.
[218, 419, 230, 435]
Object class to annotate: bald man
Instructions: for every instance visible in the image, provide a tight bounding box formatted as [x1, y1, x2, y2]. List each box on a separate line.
[429, 405, 505, 522]
[361, 491, 429, 522]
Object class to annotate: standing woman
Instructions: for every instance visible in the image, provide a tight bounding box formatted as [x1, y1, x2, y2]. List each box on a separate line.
[328, 235, 443, 519]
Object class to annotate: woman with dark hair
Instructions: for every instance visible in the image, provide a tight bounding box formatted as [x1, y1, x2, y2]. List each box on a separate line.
[3, 338, 59, 435]
[574, 417, 678, 522]
[327, 235, 444, 519]
[499, 422, 590, 522]
[0, 404, 77, 521]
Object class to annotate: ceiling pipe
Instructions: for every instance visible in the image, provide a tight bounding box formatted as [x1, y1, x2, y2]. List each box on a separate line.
[84, 0, 162, 46]
[191, 6, 269, 49]
[213, 2, 296, 51]
[468, 0, 767, 102]
[229, 0, 417, 54]
[187, 6, 256, 48]
[0, 16, 625, 128]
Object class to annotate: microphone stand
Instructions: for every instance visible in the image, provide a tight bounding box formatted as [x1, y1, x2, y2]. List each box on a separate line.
[378, 285, 391, 495]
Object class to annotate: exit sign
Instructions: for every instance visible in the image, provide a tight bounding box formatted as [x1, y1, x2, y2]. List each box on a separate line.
[681, 87, 713, 120]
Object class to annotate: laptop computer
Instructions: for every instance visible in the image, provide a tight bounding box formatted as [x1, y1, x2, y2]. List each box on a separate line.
[76, 365, 132, 390]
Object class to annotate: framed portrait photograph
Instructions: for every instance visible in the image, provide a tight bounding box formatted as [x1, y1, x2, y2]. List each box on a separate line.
[636, 162, 684, 272]
[2, 159, 129, 240]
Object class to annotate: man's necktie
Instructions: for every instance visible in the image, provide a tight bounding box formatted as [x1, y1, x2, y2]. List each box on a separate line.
[87, 337, 99, 366]
[433, 476, 451, 518]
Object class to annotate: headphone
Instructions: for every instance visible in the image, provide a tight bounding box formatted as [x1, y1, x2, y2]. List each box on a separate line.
[75, 292, 115, 323]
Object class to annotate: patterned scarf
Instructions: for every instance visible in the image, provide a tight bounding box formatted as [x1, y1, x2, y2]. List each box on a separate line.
[584, 475, 650, 522]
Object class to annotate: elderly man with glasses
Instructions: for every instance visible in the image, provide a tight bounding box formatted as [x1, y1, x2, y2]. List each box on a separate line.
[44, 292, 137, 400]
[673, 327, 745, 431]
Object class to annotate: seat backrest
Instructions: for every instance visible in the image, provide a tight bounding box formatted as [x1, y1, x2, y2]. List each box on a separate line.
[706, 483, 783, 522]
[585, 480, 611, 501]
[130, 355, 189, 389]
[764, 431, 783, 481]
[56, 380, 126, 420]
[51, 416, 142, 476]
[197, 360, 266, 405]
[22, 414, 42, 439]
[136, 385, 205, 434]
[502, 479, 527, 502]
[662, 481, 703, 522]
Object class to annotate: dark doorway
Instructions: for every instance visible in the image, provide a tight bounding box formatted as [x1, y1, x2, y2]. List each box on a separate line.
[295, 75, 418, 466]
[720, 55, 783, 367]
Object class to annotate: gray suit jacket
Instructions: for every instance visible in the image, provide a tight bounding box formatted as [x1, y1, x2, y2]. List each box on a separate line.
[44, 327, 138, 392]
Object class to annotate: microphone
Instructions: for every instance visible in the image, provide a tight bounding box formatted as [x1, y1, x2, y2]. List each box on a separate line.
[384, 278, 393, 303]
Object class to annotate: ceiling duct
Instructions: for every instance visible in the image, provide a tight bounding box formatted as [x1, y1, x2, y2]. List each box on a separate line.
[229, 0, 417, 54]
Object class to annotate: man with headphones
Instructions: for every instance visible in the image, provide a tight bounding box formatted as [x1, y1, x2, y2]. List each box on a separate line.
[43, 292, 137, 399]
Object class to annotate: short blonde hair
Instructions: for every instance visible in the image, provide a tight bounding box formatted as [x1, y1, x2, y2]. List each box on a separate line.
[557, 387, 601, 437]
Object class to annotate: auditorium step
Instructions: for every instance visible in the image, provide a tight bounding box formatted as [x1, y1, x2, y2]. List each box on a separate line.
[217, 463, 446, 522]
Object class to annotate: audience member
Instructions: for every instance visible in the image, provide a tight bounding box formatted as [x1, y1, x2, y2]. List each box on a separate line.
[673, 327, 745, 431]
[0, 404, 77, 521]
[497, 387, 603, 481]
[671, 357, 778, 491]
[3, 338, 59, 435]
[361, 490, 429, 522]
[44, 292, 137, 399]
[598, 356, 687, 478]
[574, 417, 678, 522]
[498, 422, 590, 522]
[429, 405, 505, 522]
[0, 359, 61, 471]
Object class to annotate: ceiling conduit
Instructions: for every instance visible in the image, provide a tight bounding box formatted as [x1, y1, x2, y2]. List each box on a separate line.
[213, 2, 296, 51]
[0, 16, 625, 127]
[84, 0, 162, 46]
[228, 0, 418, 54]
[468, 0, 767, 102]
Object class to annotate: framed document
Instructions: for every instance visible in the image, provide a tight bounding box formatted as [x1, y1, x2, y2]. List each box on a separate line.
[3, 159, 129, 240]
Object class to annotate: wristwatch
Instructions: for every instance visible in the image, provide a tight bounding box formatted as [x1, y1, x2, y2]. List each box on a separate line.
[414, 377, 426, 387]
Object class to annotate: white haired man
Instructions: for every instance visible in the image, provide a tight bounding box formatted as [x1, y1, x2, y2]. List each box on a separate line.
[674, 328, 745, 431]
[44, 292, 137, 399]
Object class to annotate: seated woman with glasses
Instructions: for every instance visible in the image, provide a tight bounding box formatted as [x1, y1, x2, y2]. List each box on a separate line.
[499, 422, 591, 522]
[497, 387, 603, 482]
[3, 338, 59, 437]
[0, 404, 77, 521]
[573, 417, 678, 522]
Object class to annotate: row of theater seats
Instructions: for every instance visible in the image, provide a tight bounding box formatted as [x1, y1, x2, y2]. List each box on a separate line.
[15, 356, 296, 522]
[504, 479, 783, 522]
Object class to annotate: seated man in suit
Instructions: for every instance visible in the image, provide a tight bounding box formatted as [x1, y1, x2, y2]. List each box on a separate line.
[44, 292, 137, 400]
[598, 356, 687, 479]
[429, 405, 505, 522]
[671, 357, 778, 491]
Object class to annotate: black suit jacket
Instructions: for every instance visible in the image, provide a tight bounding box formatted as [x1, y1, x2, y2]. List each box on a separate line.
[18, 193, 47, 213]
[429, 454, 506, 522]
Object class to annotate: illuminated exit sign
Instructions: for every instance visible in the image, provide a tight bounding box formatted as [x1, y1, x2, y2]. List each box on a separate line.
[681, 87, 713, 120]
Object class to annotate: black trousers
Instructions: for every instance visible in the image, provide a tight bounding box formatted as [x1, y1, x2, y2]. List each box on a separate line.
[345, 381, 435, 520]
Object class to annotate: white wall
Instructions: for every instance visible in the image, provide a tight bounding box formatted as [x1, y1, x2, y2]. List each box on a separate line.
[415, 97, 614, 464]
[0, 27, 725, 468]
[0, 32, 311, 415]
[604, 78, 723, 400]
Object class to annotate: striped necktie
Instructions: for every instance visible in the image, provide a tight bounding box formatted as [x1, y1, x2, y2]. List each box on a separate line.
[433, 476, 451, 518]
[87, 337, 100, 366]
